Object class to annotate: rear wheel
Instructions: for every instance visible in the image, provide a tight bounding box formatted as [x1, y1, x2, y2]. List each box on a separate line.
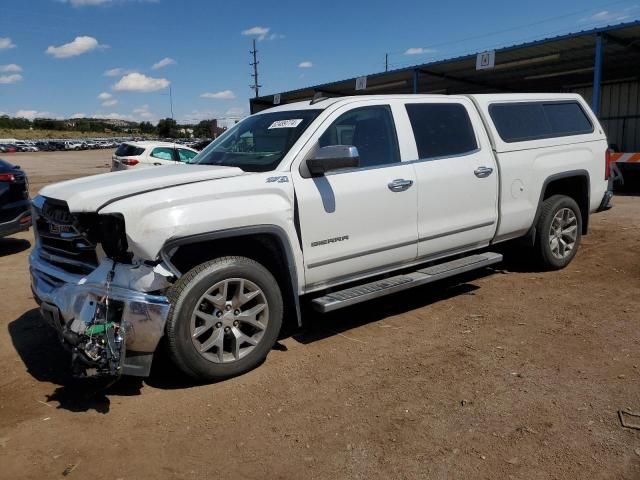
[534, 195, 582, 270]
[165, 256, 283, 381]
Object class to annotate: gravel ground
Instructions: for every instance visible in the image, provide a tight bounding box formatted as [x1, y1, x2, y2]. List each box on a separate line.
[0, 150, 638, 480]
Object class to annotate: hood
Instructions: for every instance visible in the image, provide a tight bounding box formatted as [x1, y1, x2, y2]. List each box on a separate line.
[39, 164, 245, 212]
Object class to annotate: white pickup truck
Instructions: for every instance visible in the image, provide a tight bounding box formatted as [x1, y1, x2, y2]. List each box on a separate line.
[29, 93, 612, 381]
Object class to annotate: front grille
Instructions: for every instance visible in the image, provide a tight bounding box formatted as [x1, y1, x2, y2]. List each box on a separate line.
[36, 200, 98, 274]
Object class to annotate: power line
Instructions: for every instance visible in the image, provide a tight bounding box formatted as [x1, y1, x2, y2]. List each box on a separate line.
[385, 0, 638, 57]
[384, 15, 640, 71]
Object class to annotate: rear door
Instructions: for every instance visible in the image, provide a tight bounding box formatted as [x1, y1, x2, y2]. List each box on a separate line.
[401, 98, 499, 258]
[148, 146, 179, 166]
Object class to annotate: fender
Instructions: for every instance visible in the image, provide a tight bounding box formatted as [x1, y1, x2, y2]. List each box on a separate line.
[160, 224, 302, 327]
[524, 169, 590, 245]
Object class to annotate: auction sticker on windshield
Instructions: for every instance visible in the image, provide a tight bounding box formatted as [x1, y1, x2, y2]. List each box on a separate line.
[268, 119, 303, 129]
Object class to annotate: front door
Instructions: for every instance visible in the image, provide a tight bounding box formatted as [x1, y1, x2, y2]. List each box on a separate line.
[292, 103, 418, 289]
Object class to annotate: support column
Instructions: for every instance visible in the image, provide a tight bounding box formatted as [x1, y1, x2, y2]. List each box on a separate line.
[413, 69, 420, 94]
[592, 33, 604, 116]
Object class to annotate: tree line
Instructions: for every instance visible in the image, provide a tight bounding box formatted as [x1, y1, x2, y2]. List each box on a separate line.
[0, 115, 222, 139]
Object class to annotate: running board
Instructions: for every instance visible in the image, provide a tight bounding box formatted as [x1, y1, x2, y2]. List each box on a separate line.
[311, 252, 502, 313]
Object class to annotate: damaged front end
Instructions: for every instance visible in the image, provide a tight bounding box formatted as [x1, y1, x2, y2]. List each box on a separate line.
[29, 196, 174, 378]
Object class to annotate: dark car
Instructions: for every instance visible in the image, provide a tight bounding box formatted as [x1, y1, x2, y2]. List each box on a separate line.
[192, 139, 213, 151]
[0, 159, 31, 238]
[35, 141, 55, 152]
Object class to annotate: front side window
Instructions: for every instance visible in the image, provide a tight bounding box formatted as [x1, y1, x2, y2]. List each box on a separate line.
[192, 109, 321, 172]
[319, 105, 400, 168]
[151, 147, 175, 161]
[178, 149, 197, 162]
[405, 103, 478, 159]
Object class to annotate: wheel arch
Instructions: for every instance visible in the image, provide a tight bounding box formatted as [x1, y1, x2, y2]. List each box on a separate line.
[531, 170, 590, 238]
[161, 225, 302, 328]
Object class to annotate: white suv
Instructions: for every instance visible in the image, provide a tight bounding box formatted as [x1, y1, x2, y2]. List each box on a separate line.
[111, 141, 199, 171]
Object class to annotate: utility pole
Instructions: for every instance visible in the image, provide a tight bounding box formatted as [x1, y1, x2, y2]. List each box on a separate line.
[385, 53, 388, 72]
[250, 39, 262, 98]
[169, 85, 174, 120]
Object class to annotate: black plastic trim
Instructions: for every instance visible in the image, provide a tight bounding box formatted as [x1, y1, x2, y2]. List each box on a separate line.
[160, 225, 302, 327]
[529, 169, 591, 238]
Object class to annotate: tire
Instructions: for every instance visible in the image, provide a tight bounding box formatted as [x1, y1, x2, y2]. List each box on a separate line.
[534, 194, 582, 270]
[165, 256, 283, 381]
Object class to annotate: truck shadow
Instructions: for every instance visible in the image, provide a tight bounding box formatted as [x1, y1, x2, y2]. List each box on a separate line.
[9, 267, 512, 406]
[0, 238, 30, 257]
[293, 269, 498, 345]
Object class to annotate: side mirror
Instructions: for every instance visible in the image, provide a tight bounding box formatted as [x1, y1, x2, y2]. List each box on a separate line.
[306, 145, 360, 176]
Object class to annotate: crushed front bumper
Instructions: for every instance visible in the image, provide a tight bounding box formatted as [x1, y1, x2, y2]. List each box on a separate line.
[29, 249, 171, 377]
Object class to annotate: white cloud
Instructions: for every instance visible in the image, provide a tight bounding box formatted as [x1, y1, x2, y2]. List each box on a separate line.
[0, 37, 16, 50]
[97, 91, 113, 100]
[298, 61, 313, 68]
[182, 109, 219, 123]
[61, 0, 159, 6]
[241, 26, 283, 41]
[579, 7, 637, 23]
[404, 47, 437, 55]
[93, 104, 156, 122]
[15, 109, 55, 120]
[113, 72, 169, 92]
[70, 112, 86, 119]
[580, 10, 629, 23]
[64, 0, 111, 5]
[152, 57, 176, 70]
[242, 26, 270, 40]
[0, 64, 22, 73]
[46, 36, 106, 59]
[132, 104, 155, 120]
[102, 99, 118, 107]
[0, 74, 22, 84]
[225, 107, 245, 117]
[201, 90, 236, 100]
[104, 67, 124, 76]
[92, 111, 134, 121]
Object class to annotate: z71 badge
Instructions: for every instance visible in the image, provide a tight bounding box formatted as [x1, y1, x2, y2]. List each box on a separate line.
[266, 176, 289, 183]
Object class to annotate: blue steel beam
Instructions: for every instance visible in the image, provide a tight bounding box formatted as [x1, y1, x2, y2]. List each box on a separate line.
[592, 33, 604, 116]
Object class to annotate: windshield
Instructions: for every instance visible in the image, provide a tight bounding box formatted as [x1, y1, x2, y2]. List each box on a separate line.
[190, 109, 321, 172]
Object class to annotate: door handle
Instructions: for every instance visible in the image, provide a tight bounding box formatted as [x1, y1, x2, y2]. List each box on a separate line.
[153, 162, 162, 166]
[474, 166, 493, 178]
[388, 178, 414, 192]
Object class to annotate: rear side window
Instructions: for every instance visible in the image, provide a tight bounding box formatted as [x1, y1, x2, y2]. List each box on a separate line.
[405, 103, 478, 159]
[115, 143, 145, 156]
[489, 101, 593, 143]
[151, 147, 175, 161]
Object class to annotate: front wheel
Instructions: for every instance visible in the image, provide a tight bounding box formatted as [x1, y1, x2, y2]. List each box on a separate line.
[165, 256, 283, 381]
[534, 194, 582, 270]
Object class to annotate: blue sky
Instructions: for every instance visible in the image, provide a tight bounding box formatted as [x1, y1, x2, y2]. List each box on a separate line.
[0, 0, 638, 124]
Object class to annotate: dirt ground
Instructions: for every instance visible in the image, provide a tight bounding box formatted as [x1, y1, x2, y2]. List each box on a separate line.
[0, 150, 638, 480]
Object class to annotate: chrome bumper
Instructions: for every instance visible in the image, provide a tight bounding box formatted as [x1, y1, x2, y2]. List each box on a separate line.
[29, 248, 171, 375]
